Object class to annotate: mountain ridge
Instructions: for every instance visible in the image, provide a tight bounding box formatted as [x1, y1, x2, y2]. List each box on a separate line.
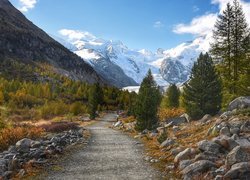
[0, 0, 105, 85]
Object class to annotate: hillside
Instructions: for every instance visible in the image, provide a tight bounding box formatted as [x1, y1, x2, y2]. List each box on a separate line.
[0, 0, 104, 84]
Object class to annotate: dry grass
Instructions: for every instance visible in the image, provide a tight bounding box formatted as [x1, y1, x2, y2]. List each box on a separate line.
[121, 116, 136, 123]
[0, 126, 44, 151]
[158, 108, 185, 121]
[39, 122, 79, 133]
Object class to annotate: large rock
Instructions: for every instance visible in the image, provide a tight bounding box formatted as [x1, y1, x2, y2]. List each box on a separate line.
[160, 139, 175, 148]
[228, 96, 250, 111]
[235, 138, 250, 149]
[200, 114, 212, 123]
[198, 140, 222, 154]
[212, 136, 238, 151]
[180, 113, 191, 123]
[219, 127, 231, 137]
[165, 117, 187, 126]
[224, 162, 250, 179]
[240, 120, 250, 133]
[179, 160, 193, 170]
[226, 146, 250, 166]
[174, 148, 197, 163]
[16, 138, 32, 153]
[181, 160, 216, 179]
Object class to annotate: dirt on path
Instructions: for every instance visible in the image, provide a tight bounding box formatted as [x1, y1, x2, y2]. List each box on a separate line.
[37, 113, 161, 180]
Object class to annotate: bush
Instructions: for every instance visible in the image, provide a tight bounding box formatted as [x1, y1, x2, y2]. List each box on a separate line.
[0, 126, 44, 151]
[158, 108, 185, 121]
[70, 102, 86, 115]
[40, 122, 79, 133]
[40, 101, 69, 119]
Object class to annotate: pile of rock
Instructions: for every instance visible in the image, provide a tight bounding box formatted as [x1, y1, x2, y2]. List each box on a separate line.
[174, 117, 250, 179]
[0, 128, 86, 179]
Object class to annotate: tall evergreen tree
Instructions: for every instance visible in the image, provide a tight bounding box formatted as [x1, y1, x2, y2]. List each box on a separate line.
[88, 83, 103, 119]
[165, 84, 180, 108]
[211, 0, 249, 94]
[135, 70, 161, 131]
[183, 53, 222, 120]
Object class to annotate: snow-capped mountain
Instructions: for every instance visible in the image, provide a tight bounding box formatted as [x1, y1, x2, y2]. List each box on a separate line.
[56, 32, 211, 88]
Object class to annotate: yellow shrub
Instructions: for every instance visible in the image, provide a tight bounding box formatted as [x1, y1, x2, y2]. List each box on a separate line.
[0, 126, 44, 151]
[158, 108, 185, 121]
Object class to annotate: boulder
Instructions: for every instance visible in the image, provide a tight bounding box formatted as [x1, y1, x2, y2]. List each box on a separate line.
[0, 159, 7, 175]
[220, 127, 231, 137]
[228, 96, 250, 111]
[220, 111, 232, 119]
[180, 113, 191, 123]
[236, 138, 250, 149]
[16, 138, 32, 153]
[240, 120, 250, 133]
[200, 114, 212, 123]
[114, 121, 122, 127]
[165, 117, 187, 126]
[181, 160, 216, 179]
[198, 140, 222, 154]
[194, 151, 219, 162]
[230, 127, 240, 135]
[160, 139, 175, 148]
[179, 160, 193, 170]
[224, 162, 250, 179]
[212, 136, 238, 151]
[226, 146, 250, 166]
[174, 148, 197, 163]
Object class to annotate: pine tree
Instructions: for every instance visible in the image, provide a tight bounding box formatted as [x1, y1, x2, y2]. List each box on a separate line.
[135, 70, 161, 131]
[183, 53, 222, 120]
[211, 0, 249, 94]
[165, 84, 180, 108]
[88, 83, 103, 120]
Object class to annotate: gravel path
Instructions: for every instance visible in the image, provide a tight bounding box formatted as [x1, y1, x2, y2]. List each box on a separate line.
[41, 113, 160, 180]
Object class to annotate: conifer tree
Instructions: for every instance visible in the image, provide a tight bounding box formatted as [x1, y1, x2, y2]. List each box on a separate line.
[183, 53, 222, 120]
[88, 83, 103, 119]
[211, 0, 249, 94]
[135, 70, 161, 131]
[165, 84, 180, 108]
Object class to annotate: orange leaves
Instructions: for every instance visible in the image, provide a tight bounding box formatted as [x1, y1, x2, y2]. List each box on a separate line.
[158, 108, 185, 121]
[0, 126, 44, 151]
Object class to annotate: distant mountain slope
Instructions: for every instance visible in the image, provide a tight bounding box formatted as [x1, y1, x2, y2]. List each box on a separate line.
[59, 31, 210, 87]
[0, 0, 104, 84]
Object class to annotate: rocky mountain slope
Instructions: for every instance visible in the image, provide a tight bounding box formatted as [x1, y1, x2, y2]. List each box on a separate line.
[59, 31, 210, 87]
[0, 0, 104, 84]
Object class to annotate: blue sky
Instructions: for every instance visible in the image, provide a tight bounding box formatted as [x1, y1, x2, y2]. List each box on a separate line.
[9, 0, 250, 51]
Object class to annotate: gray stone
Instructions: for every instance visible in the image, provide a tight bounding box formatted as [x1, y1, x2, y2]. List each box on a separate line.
[160, 139, 175, 148]
[214, 175, 223, 180]
[219, 127, 231, 137]
[198, 140, 222, 154]
[114, 121, 122, 127]
[194, 151, 219, 162]
[212, 136, 239, 151]
[224, 162, 250, 179]
[215, 166, 226, 175]
[16, 138, 32, 153]
[240, 120, 250, 133]
[180, 113, 191, 122]
[226, 146, 250, 166]
[230, 127, 240, 135]
[179, 160, 193, 170]
[165, 117, 187, 126]
[181, 160, 216, 179]
[228, 96, 250, 111]
[200, 114, 212, 123]
[171, 147, 183, 156]
[236, 138, 250, 149]
[174, 148, 197, 163]
[220, 111, 232, 119]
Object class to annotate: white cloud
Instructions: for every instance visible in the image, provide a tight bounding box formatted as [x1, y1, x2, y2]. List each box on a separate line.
[58, 29, 96, 42]
[173, 0, 250, 36]
[173, 13, 218, 35]
[153, 21, 164, 28]
[18, 0, 37, 12]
